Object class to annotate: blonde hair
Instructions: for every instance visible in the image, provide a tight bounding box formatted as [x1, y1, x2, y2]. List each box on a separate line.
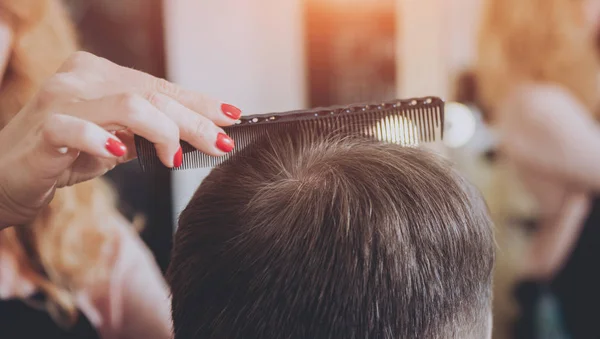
[476, 0, 600, 115]
[0, 0, 129, 327]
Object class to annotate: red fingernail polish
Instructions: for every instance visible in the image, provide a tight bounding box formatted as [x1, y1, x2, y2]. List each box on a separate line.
[173, 146, 183, 168]
[216, 133, 235, 153]
[221, 103, 242, 120]
[105, 138, 127, 157]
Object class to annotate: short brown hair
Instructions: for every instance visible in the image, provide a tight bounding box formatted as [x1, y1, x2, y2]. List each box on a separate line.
[169, 131, 495, 338]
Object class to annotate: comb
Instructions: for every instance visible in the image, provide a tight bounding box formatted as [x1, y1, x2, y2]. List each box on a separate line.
[135, 96, 445, 171]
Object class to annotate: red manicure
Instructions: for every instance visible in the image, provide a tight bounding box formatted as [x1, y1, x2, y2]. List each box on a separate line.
[173, 146, 183, 168]
[221, 103, 242, 120]
[216, 133, 235, 153]
[105, 138, 127, 157]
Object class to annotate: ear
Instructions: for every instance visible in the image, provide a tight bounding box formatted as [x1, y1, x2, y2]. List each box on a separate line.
[0, 14, 13, 86]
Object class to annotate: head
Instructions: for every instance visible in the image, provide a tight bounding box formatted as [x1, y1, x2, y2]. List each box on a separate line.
[0, 0, 125, 327]
[169, 131, 496, 339]
[476, 0, 600, 116]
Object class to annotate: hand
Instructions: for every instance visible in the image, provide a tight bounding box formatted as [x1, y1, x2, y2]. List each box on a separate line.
[0, 51, 240, 228]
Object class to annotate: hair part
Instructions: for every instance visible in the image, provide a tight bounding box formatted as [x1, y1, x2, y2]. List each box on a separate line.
[169, 131, 495, 339]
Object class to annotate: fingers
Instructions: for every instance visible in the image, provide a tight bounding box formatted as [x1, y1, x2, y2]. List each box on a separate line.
[59, 52, 243, 127]
[143, 93, 234, 156]
[41, 114, 128, 159]
[146, 76, 242, 127]
[126, 70, 242, 127]
[63, 94, 181, 167]
[50, 51, 239, 166]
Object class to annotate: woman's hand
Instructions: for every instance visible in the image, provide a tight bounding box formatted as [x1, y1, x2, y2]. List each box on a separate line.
[0, 51, 240, 228]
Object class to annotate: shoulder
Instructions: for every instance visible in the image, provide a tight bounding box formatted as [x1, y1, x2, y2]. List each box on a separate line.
[496, 83, 591, 132]
[504, 83, 588, 116]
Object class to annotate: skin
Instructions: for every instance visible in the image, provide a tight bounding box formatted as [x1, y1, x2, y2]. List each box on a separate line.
[496, 1, 600, 281]
[0, 14, 235, 338]
[0, 26, 237, 229]
[498, 84, 600, 279]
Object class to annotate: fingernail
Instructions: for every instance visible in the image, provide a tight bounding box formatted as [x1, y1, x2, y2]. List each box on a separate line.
[105, 138, 127, 157]
[221, 103, 242, 120]
[216, 133, 235, 153]
[173, 146, 183, 168]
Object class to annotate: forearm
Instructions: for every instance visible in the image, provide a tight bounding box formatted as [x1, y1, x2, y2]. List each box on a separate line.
[120, 259, 172, 339]
[523, 195, 589, 280]
[114, 229, 172, 339]
[560, 139, 600, 190]
[525, 222, 578, 280]
[90, 225, 172, 339]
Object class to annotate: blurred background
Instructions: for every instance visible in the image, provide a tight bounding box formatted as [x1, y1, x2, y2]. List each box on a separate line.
[56, 0, 597, 338]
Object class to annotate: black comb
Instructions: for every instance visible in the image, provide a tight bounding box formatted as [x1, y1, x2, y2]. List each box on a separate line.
[135, 96, 445, 171]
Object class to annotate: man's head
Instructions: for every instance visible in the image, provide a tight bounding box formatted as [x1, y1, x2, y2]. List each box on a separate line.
[169, 131, 495, 339]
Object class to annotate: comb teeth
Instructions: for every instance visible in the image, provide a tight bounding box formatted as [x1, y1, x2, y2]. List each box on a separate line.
[135, 96, 445, 171]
